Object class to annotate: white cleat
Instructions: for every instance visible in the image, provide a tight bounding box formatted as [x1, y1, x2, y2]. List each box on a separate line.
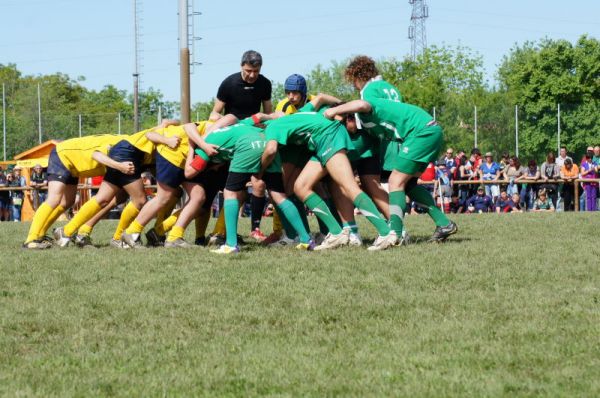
[313, 229, 350, 251]
[348, 231, 363, 246]
[268, 234, 299, 248]
[367, 230, 398, 251]
[53, 227, 72, 248]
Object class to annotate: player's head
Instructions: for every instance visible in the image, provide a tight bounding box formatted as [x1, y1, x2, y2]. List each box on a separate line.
[341, 110, 357, 133]
[284, 74, 307, 106]
[240, 50, 263, 84]
[345, 55, 379, 91]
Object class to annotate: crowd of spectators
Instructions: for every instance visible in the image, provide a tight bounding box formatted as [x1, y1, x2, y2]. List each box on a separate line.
[0, 164, 47, 222]
[415, 145, 600, 214]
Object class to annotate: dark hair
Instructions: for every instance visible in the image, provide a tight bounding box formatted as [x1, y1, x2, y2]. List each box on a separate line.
[512, 156, 521, 169]
[241, 50, 262, 67]
[528, 159, 537, 168]
[502, 151, 510, 158]
[547, 152, 555, 163]
[471, 148, 481, 156]
[564, 158, 573, 166]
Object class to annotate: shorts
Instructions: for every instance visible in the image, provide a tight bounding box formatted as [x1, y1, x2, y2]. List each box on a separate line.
[312, 124, 355, 166]
[262, 172, 285, 193]
[47, 148, 79, 185]
[155, 152, 185, 189]
[225, 172, 252, 192]
[198, 166, 228, 211]
[279, 144, 312, 168]
[104, 141, 145, 187]
[0, 196, 10, 210]
[352, 155, 381, 176]
[382, 124, 443, 174]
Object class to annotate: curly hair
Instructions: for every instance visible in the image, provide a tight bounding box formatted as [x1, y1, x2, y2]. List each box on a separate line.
[344, 55, 379, 83]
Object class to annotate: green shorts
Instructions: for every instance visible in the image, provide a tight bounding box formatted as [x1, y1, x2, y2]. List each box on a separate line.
[383, 124, 443, 174]
[348, 130, 377, 162]
[312, 124, 355, 166]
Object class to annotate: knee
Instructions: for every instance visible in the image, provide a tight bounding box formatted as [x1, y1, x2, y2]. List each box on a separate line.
[293, 179, 310, 200]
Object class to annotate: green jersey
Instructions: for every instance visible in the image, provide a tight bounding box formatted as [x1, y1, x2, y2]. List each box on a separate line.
[364, 98, 434, 142]
[196, 123, 280, 173]
[264, 103, 341, 151]
[358, 76, 403, 136]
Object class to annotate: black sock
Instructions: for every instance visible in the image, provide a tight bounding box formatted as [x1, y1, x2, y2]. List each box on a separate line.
[251, 194, 266, 231]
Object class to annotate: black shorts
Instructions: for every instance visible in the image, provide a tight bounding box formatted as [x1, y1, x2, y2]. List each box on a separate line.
[195, 166, 228, 210]
[262, 172, 285, 193]
[47, 148, 79, 185]
[225, 172, 252, 192]
[353, 155, 381, 176]
[104, 141, 145, 187]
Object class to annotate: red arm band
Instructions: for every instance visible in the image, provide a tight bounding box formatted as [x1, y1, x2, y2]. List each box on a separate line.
[190, 155, 208, 172]
[251, 114, 261, 125]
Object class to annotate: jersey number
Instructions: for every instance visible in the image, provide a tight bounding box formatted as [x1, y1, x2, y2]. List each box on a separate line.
[383, 88, 400, 102]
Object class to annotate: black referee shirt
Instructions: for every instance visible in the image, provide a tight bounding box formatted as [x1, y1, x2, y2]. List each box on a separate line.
[216, 73, 272, 119]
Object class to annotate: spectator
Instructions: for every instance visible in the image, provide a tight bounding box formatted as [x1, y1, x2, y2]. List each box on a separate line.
[532, 189, 555, 212]
[580, 148, 597, 211]
[479, 152, 501, 202]
[510, 193, 524, 213]
[8, 167, 26, 221]
[495, 190, 514, 213]
[517, 159, 540, 210]
[434, 161, 452, 199]
[560, 158, 579, 211]
[452, 150, 465, 180]
[556, 146, 572, 168]
[457, 154, 473, 203]
[466, 186, 494, 213]
[540, 152, 560, 208]
[29, 163, 48, 209]
[503, 156, 526, 196]
[441, 148, 457, 178]
[593, 145, 600, 166]
[0, 167, 9, 221]
[449, 194, 465, 214]
[464, 150, 481, 198]
[418, 162, 436, 195]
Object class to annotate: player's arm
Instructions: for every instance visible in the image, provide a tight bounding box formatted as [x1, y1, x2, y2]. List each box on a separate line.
[183, 122, 219, 156]
[205, 114, 238, 134]
[309, 93, 342, 111]
[323, 100, 372, 120]
[158, 119, 180, 128]
[260, 140, 278, 174]
[262, 99, 273, 114]
[209, 99, 226, 121]
[146, 131, 180, 149]
[184, 146, 206, 179]
[92, 151, 135, 175]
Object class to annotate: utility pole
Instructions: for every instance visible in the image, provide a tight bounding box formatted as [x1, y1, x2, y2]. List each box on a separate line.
[474, 105, 478, 148]
[557, 103, 561, 154]
[515, 105, 519, 158]
[78, 114, 82, 137]
[179, 0, 191, 123]
[2, 83, 6, 161]
[408, 0, 428, 61]
[37, 83, 42, 144]
[133, 0, 141, 133]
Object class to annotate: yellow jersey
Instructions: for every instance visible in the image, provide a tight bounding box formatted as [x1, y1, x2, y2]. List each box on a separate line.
[275, 94, 315, 115]
[155, 121, 211, 169]
[124, 128, 158, 155]
[56, 134, 122, 178]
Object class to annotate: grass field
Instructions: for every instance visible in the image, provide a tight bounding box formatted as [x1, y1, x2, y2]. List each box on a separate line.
[1, 212, 599, 396]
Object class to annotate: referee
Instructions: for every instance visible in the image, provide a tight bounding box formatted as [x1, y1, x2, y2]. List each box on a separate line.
[209, 50, 272, 242]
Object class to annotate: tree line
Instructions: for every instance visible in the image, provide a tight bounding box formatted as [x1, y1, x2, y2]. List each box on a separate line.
[1, 35, 598, 161]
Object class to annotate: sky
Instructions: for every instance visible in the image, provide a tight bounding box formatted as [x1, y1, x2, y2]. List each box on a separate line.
[1, 0, 599, 105]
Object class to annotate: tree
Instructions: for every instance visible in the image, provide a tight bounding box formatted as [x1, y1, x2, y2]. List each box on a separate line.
[498, 35, 600, 159]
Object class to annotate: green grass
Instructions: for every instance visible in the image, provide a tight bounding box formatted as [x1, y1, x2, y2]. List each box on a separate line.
[1, 213, 599, 396]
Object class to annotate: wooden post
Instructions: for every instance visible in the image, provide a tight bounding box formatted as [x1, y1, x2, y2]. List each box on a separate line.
[574, 180, 579, 211]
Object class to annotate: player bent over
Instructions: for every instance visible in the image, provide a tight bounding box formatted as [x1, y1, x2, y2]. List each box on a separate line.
[325, 61, 457, 241]
[259, 97, 397, 251]
[22, 134, 130, 249]
[187, 121, 314, 254]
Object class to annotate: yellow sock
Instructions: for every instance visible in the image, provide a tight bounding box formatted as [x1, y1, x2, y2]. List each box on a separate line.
[161, 208, 182, 235]
[78, 223, 93, 236]
[116, 202, 142, 239]
[212, 209, 226, 236]
[26, 202, 54, 242]
[154, 196, 178, 235]
[272, 209, 283, 235]
[166, 225, 185, 242]
[64, 198, 101, 236]
[40, 205, 65, 238]
[195, 211, 210, 238]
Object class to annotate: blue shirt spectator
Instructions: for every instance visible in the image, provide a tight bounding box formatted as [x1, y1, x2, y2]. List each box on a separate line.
[466, 187, 494, 213]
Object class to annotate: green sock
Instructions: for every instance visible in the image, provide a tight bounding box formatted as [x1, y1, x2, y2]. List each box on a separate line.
[353, 192, 390, 236]
[276, 208, 298, 239]
[224, 198, 239, 247]
[389, 190, 406, 235]
[316, 216, 329, 235]
[342, 221, 358, 234]
[325, 198, 342, 226]
[406, 179, 450, 227]
[276, 199, 310, 243]
[304, 193, 343, 235]
[291, 196, 310, 233]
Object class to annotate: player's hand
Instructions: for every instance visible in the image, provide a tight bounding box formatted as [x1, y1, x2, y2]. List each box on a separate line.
[119, 161, 135, 175]
[323, 109, 336, 120]
[201, 143, 219, 157]
[166, 136, 181, 149]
